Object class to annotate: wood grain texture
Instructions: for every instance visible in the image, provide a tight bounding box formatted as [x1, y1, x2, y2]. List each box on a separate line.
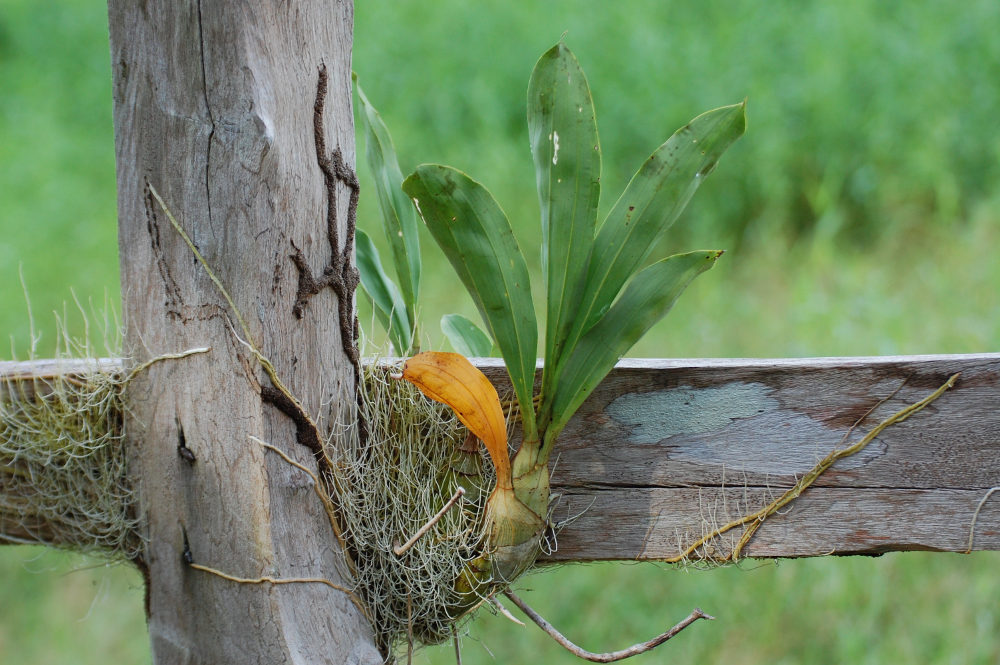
[0, 358, 120, 401]
[474, 354, 1000, 560]
[107, 1, 381, 663]
[0, 356, 126, 549]
[6, 353, 998, 563]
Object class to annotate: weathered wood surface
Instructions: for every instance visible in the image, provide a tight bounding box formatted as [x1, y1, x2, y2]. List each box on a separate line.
[477, 353, 1000, 560]
[0, 358, 121, 382]
[5, 354, 998, 563]
[107, 1, 380, 663]
[0, 357, 125, 548]
[0, 359, 119, 401]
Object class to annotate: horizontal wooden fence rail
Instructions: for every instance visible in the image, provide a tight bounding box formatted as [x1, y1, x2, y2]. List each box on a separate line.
[3, 353, 998, 560]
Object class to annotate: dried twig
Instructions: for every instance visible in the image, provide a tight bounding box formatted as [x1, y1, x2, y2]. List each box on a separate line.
[503, 591, 712, 662]
[393, 486, 466, 556]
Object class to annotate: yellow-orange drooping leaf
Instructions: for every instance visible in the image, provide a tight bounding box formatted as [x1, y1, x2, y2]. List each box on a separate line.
[400, 351, 512, 490]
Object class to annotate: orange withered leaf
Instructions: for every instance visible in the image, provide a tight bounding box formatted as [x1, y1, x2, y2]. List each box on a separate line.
[400, 351, 512, 490]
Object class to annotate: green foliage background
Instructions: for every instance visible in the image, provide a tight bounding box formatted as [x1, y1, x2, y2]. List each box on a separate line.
[0, 0, 997, 662]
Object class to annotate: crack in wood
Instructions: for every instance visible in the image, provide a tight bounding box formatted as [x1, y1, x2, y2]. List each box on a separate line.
[556, 483, 993, 492]
[143, 184, 236, 331]
[144, 185, 184, 317]
[176, 417, 196, 464]
[195, 0, 215, 230]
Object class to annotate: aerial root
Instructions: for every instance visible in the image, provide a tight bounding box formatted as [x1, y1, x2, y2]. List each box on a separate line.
[503, 591, 712, 662]
[966, 486, 999, 553]
[148, 184, 333, 469]
[252, 436, 350, 558]
[186, 561, 353, 595]
[669, 372, 960, 564]
[126, 346, 210, 382]
[186, 559, 370, 618]
[489, 595, 525, 626]
[452, 625, 463, 665]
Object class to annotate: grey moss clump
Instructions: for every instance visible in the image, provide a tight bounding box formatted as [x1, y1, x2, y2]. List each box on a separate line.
[0, 359, 141, 560]
[334, 363, 499, 648]
[0, 319, 507, 649]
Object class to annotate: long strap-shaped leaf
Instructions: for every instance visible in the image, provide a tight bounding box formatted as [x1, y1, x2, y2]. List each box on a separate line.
[441, 313, 494, 357]
[356, 229, 412, 354]
[356, 79, 421, 320]
[402, 165, 539, 439]
[547, 250, 723, 443]
[536, 102, 745, 433]
[527, 43, 601, 401]
[566, 103, 746, 351]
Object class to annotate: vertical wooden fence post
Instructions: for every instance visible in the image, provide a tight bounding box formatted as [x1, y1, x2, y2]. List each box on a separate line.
[107, 1, 380, 661]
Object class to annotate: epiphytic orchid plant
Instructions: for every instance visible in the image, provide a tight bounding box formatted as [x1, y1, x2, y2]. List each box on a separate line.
[400, 41, 746, 589]
[354, 76, 423, 355]
[355, 75, 495, 358]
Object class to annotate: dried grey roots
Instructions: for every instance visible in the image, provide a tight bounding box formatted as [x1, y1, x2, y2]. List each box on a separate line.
[333, 363, 502, 648]
[0, 360, 141, 559]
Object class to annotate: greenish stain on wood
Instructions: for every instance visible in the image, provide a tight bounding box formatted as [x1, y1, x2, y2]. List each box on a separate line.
[606, 382, 776, 443]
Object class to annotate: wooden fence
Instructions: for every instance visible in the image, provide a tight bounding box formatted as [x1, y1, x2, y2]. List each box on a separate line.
[4, 353, 997, 560]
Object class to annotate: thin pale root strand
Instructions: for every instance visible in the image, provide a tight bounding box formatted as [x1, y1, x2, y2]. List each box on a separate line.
[252, 436, 351, 561]
[153, 184, 358, 577]
[967, 486, 999, 553]
[668, 372, 960, 563]
[504, 591, 712, 662]
[149, 184, 334, 472]
[187, 561, 370, 618]
[127, 347, 210, 382]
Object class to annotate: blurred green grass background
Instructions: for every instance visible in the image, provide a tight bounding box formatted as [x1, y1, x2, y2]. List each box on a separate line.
[1, 0, 997, 662]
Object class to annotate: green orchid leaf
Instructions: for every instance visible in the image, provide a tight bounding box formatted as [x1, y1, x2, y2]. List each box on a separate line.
[356, 229, 413, 355]
[402, 164, 538, 437]
[571, 102, 746, 343]
[356, 79, 421, 319]
[527, 42, 601, 392]
[548, 250, 724, 441]
[442, 313, 495, 357]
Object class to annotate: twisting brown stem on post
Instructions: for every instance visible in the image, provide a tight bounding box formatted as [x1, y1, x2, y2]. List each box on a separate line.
[148, 182, 359, 575]
[290, 65, 366, 443]
[291, 66, 361, 372]
[504, 591, 712, 662]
